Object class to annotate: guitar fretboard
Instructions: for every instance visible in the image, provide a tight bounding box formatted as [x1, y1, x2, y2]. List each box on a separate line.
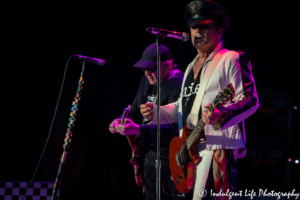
[186, 103, 214, 150]
[121, 108, 129, 125]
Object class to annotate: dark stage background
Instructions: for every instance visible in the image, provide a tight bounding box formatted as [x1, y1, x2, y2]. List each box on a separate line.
[1, 0, 299, 199]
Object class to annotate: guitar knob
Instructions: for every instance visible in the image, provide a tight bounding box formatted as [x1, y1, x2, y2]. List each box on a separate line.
[178, 174, 182, 179]
[175, 179, 180, 184]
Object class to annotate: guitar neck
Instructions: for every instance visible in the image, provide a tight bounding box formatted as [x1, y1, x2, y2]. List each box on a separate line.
[186, 103, 214, 150]
[121, 107, 129, 125]
[121, 117, 126, 125]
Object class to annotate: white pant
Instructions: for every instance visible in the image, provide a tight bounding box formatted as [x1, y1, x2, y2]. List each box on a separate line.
[192, 141, 214, 200]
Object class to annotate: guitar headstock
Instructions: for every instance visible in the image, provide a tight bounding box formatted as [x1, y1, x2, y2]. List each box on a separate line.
[213, 83, 235, 108]
[121, 106, 130, 125]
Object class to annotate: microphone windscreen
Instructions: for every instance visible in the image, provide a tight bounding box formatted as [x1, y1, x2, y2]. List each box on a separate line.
[181, 32, 190, 42]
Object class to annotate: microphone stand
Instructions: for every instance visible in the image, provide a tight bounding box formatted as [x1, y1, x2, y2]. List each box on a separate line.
[146, 27, 189, 200]
[155, 35, 166, 200]
[51, 61, 86, 200]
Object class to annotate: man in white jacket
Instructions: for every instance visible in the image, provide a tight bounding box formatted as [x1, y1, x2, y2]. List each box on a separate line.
[140, 1, 259, 199]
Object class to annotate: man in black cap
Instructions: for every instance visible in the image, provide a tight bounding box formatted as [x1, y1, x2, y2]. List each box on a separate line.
[141, 1, 259, 199]
[109, 43, 185, 200]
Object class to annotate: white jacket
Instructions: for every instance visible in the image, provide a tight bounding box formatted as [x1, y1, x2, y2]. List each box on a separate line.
[150, 42, 259, 159]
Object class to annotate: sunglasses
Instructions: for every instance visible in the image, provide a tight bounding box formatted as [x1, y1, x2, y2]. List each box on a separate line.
[191, 23, 214, 30]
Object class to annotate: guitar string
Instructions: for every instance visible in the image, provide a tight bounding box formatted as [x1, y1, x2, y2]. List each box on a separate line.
[186, 103, 214, 150]
[185, 85, 233, 149]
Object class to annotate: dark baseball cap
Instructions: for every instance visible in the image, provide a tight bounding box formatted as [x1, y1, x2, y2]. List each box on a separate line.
[134, 43, 172, 70]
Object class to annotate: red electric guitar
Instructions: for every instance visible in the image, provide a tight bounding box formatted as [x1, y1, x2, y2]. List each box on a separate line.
[169, 84, 235, 193]
[121, 106, 144, 187]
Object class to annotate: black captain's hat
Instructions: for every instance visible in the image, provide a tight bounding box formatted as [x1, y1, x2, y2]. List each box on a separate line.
[184, 0, 231, 30]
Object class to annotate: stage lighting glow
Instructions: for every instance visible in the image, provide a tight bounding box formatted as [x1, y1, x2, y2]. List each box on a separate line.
[295, 160, 299, 164]
[288, 158, 291, 162]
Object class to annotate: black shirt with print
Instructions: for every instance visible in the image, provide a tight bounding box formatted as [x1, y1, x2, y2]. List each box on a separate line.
[182, 68, 205, 138]
[146, 86, 157, 104]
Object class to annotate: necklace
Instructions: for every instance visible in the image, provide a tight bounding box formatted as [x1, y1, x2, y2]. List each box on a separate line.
[194, 59, 204, 78]
[186, 54, 211, 104]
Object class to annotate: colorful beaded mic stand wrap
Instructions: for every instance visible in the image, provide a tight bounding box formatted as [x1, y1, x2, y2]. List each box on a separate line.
[51, 61, 85, 200]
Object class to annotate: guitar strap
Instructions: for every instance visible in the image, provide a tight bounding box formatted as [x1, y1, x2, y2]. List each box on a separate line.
[187, 49, 228, 127]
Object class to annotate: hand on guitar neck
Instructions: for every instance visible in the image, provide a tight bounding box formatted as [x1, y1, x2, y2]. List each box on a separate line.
[201, 103, 228, 125]
[108, 119, 119, 133]
[114, 118, 140, 136]
[108, 105, 140, 136]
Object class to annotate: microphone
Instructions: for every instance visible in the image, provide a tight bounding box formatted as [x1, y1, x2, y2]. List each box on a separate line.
[146, 27, 189, 42]
[74, 55, 105, 66]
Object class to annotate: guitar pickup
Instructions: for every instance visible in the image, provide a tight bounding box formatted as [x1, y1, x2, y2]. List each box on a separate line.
[175, 148, 184, 169]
